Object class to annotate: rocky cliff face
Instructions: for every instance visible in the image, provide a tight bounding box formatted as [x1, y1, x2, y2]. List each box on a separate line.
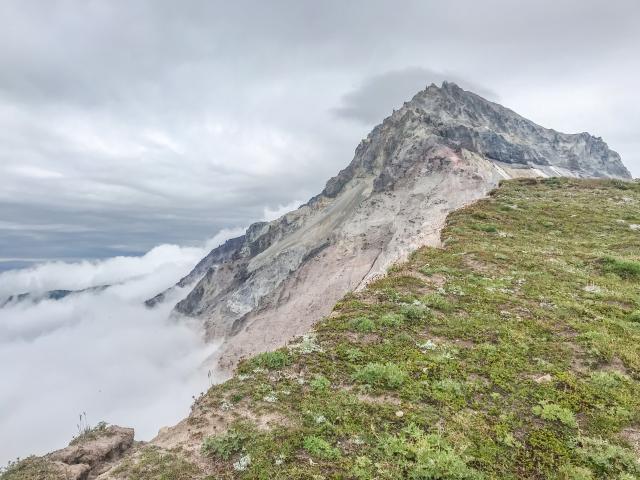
[149, 82, 630, 374]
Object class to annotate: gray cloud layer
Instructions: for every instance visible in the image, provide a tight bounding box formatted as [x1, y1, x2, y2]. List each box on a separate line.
[0, 0, 638, 265]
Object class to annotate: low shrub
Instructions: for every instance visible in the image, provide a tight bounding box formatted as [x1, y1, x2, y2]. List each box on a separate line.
[474, 223, 498, 233]
[309, 374, 331, 392]
[349, 316, 376, 332]
[576, 437, 640, 477]
[202, 422, 255, 459]
[0, 457, 63, 480]
[247, 350, 291, 370]
[378, 425, 483, 480]
[627, 310, 640, 323]
[421, 293, 454, 312]
[377, 312, 404, 327]
[400, 304, 431, 321]
[602, 257, 640, 279]
[429, 379, 466, 406]
[113, 447, 200, 480]
[353, 362, 407, 389]
[532, 402, 577, 428]
[303, 436, 340, 460]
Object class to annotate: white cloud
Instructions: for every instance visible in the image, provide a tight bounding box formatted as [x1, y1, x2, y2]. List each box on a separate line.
[0, 236, 228, 465]
[0, 243, 205, 298]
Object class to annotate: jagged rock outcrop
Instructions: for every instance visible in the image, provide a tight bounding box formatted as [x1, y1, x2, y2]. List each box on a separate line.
[148, 81, 631, 374]
[45, 426, 134, 480]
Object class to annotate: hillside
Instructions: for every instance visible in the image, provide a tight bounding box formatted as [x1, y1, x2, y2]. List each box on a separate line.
[6, 177, 640, 479]
[146, 83, 631, 376]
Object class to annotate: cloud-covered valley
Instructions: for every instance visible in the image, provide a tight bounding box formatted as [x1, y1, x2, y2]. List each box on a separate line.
[0, 233, 242, 465]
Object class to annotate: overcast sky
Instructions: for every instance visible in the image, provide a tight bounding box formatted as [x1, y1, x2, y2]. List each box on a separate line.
[1, 0, 638, 269]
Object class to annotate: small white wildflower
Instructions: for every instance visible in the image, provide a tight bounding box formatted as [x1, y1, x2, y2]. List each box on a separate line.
[263, 393, 277, 403]
[583, 285, 602, 293]
[233, 454, 251, 471]
[297, 377, 306, 385]
[395, 410, 404, 418]
[289, 333, 323, 354]
[448, 287, 466, 296]
[438, 349, 456, 361]
[314, 414, 327, 424]
[417, 340, 436, 352]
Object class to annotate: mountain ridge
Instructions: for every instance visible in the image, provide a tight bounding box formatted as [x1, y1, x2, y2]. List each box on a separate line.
[6, 177, 639, 480]
[147, 82, 630, 375]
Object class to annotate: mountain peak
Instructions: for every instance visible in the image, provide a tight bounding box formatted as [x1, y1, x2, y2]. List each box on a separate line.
[149, 83, 631, 375]
[319, 82, 629, 203]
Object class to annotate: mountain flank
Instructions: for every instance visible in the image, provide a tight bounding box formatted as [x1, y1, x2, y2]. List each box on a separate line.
[147, 82, 631, 375]
[4, 178, 639, 479]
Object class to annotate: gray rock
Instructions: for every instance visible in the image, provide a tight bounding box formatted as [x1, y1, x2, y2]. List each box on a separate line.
[47, 425, 134, 480]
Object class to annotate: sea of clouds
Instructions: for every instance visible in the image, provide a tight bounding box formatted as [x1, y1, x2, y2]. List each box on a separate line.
[0, 228, 246, 465]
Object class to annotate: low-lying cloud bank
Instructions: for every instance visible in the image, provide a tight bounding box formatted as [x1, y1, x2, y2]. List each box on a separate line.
[0, 231, 242, 465]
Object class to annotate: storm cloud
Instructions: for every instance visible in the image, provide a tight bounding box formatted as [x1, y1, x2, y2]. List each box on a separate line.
[0, 0, 638, 266]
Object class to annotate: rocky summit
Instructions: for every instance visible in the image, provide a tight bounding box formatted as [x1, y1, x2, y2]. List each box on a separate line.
[147, 82, 630, 375]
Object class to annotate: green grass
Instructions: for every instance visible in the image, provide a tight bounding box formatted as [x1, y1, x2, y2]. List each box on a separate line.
[602, 256, 640, 279]
[113, 447, 202, 480]
[239, 350, 291, 372]
[349, 316, 376, 332]
[0, 458, 64, 480]
[532, 402, 578, 429]
[303, 435, 341, 460]
[202, 422, 257, 460]
[353, 362, 408, 389]
[69, 420, 111, 445]
[5, 178, 640, 480]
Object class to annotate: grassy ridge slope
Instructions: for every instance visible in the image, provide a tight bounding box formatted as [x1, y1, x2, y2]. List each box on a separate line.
[4, 178, 640, 479]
